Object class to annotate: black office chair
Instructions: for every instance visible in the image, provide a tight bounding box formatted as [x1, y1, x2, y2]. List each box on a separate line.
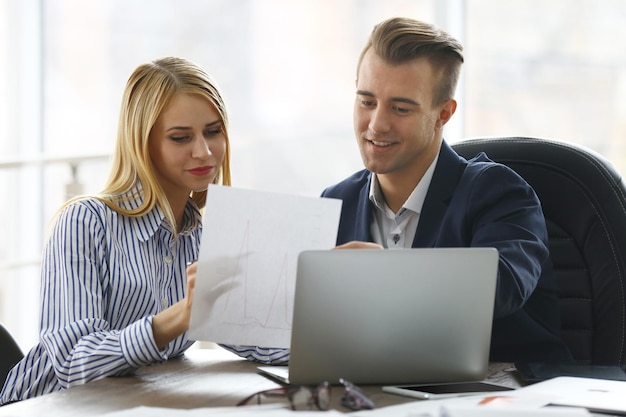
[0, 323, 23, 389]
[452, 136, 626, 367]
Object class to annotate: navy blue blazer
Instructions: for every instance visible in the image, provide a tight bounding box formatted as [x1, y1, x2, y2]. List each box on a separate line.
[322, 141, 571, 363]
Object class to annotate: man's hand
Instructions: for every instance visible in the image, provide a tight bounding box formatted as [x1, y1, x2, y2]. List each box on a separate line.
[334, 241, 383, 250]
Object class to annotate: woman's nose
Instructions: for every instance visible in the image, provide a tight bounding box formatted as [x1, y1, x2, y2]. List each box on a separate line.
[192, 136, 212, 158]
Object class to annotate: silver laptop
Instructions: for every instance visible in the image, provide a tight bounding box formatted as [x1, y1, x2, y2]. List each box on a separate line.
[258, 247, 499, 386]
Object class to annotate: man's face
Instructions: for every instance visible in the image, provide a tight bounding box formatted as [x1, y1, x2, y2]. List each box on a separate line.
[353, 48, 454, 185]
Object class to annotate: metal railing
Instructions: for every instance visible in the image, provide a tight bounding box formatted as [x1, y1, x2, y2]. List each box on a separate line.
[0, 152, 110, 271]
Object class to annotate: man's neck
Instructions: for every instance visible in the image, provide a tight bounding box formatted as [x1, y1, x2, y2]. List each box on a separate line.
[377, 172, 421, 214]
[375, 147, 440, 214]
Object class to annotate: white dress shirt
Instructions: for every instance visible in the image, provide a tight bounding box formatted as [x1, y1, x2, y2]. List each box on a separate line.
[369, 153, 439, 248]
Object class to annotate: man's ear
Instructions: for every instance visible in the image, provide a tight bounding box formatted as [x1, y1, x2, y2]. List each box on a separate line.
[436, 99, 457, 129]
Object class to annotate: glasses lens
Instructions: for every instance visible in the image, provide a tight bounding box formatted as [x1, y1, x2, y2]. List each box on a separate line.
[339, 378, 375, 410]
[237, 387, 287, 407]
[316, 383, 331, 410]
[289, 387, 314, 410]
[241, 383, 333, 411]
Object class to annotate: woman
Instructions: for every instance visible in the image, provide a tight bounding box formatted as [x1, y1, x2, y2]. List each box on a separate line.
[0, 57, 282, 405]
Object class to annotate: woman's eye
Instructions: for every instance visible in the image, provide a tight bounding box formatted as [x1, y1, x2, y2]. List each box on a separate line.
[204, 127, 223, 137]
[170, 136, 189, 143]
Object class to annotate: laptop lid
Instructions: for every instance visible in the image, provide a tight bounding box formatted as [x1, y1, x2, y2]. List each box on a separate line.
[266, 248, 499, 386]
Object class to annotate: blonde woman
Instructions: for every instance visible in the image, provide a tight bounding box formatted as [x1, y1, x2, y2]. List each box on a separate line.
[1, 57, 282, 405]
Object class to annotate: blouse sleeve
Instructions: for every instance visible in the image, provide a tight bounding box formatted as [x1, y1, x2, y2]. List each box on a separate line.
[38, 201, 166, 388]
[218, 344, 290, 365]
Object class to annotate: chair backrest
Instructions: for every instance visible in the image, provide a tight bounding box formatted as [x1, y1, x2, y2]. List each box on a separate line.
[0, 323, 23, 389]
[452, 137, 626, 367]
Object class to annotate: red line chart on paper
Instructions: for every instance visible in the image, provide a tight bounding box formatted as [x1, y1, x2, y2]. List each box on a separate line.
[188, 185, 342, 347]
[218, 219, 294, 331]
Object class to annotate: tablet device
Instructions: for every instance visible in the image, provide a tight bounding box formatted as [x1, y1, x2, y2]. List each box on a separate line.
[382, 381, 515, 400]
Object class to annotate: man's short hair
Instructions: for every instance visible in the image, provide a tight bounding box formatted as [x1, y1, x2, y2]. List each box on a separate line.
[358, 17, 464, 106]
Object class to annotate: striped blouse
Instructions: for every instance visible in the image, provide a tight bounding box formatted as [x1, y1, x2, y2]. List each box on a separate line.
[0, 193, 288, 405]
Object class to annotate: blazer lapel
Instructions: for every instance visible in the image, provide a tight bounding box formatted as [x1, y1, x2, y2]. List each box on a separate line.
[413, 141, 467, 247]
[354, 173, 374, 241]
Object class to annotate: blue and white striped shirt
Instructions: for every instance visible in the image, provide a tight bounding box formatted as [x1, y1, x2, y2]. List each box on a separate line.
[0, 193, 287, 405]
[1, 195, 200, 404]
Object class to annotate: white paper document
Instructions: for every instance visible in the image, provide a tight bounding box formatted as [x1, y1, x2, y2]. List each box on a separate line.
[515, 376, 626, 414]
[188, 185, 342, 348]
[350, 392, 589, 417]
[101, 405, 345, 416]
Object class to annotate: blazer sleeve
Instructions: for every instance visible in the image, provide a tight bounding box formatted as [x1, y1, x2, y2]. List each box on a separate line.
[455, 160, 550, 318]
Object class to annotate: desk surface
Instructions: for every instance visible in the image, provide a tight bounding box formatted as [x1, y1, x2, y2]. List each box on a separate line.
[0, 347, 521, 416]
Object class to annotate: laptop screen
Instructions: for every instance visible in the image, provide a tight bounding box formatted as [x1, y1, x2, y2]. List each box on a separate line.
[285, 248, 499, 385]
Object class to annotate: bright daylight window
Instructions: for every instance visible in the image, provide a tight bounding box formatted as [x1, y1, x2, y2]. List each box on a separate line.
[1, 0, 625, 350]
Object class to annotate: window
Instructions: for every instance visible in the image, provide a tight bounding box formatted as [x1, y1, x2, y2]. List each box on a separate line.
[1, 0, 436, 349]
[2, 0, 625, 350]
[463, 0, 626, 170]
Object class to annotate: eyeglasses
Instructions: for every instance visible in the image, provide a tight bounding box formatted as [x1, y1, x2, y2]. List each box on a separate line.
[237, 379, 375, 411]
[339, 378, 375, 411]
[237, 381, 331, 411]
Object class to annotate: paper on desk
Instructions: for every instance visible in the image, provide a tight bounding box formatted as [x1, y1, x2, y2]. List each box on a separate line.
[440, 405, 590, 416]
[350, 392, 589, 416]
[188, 185, 342, 348]
[514, 376, 626, 414]
[100, 406, 346, 416]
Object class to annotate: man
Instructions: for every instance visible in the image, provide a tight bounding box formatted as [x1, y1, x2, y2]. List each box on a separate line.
[322, 17, 571, 363]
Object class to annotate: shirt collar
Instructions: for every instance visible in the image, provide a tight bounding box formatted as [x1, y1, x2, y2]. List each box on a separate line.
[116, 188, 203, 242]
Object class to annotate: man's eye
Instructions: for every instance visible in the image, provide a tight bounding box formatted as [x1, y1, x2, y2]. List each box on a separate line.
[393, 106, 410, 114]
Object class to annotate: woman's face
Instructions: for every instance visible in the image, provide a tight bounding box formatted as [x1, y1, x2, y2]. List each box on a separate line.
[149, 93, 226, 205]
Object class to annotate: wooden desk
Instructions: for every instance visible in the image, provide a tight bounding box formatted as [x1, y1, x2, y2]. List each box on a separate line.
[0, 347, 521, 416]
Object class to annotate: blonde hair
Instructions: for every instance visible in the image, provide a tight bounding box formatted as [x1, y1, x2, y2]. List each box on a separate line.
[63, 57, 231, 232]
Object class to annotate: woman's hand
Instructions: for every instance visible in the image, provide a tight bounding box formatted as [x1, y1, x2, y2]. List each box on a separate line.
[185, 261, 197, 312]
[152, 262, 197, 350]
